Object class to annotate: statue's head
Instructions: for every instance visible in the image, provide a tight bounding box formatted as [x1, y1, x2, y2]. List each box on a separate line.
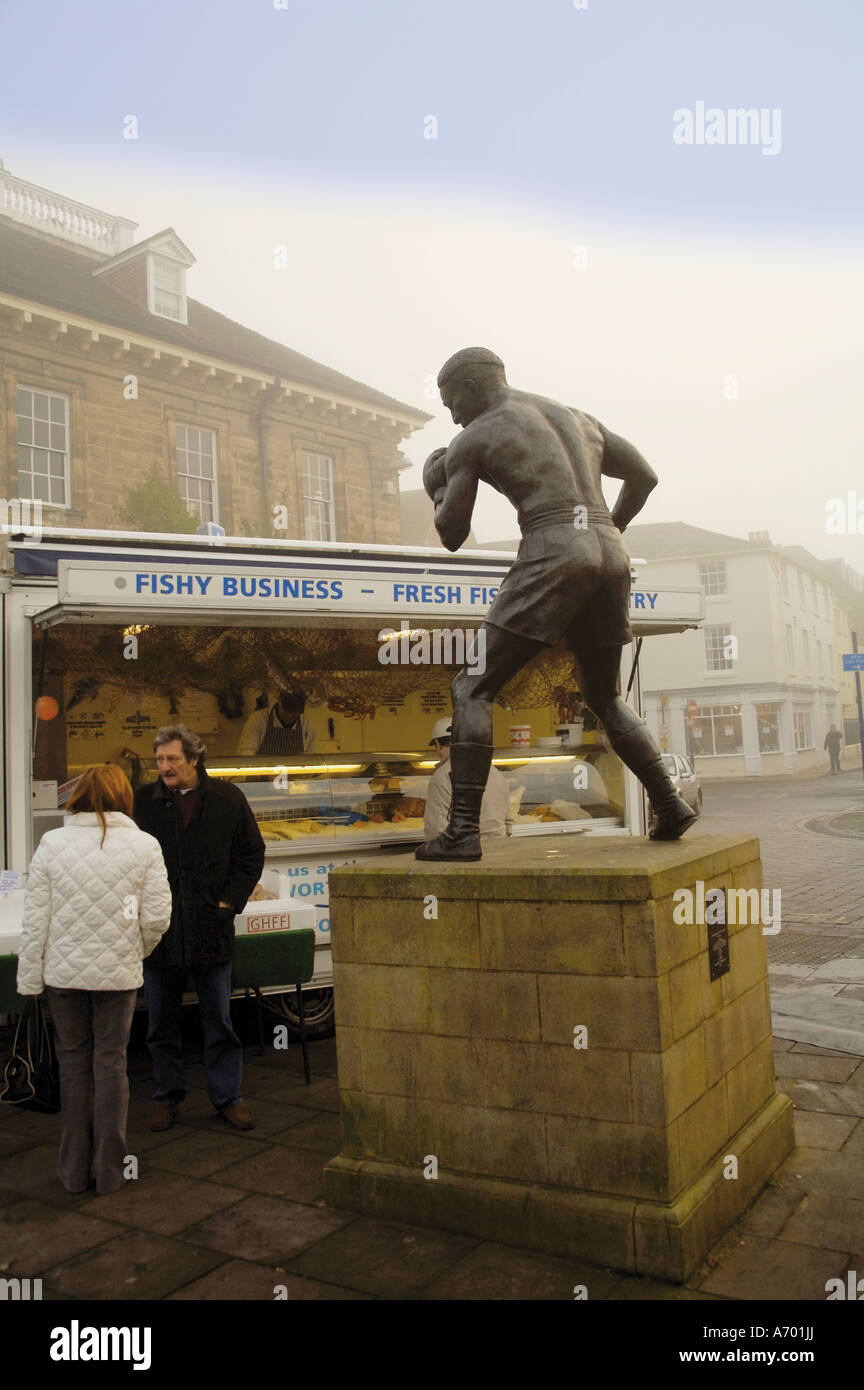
[437, 347, 507, 426]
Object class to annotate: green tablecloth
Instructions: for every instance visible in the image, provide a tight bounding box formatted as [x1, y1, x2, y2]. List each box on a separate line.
[0, 932, 315, 1015]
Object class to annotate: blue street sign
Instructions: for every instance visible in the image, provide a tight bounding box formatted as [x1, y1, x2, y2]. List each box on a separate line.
[842, 653, 864, 671]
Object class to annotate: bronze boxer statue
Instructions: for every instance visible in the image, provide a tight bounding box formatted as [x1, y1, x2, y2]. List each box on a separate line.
[416, 346, 697, 862]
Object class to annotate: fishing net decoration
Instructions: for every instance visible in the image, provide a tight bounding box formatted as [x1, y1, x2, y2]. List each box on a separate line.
[37, 624, 583, 719]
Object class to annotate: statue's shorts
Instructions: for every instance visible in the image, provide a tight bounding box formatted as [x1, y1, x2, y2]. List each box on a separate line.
[484, 514, 634, 649]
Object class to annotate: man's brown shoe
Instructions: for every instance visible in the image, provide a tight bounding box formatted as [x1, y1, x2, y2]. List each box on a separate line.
[149, 1102, 179, 1132]
[220, 1101, 255, 1130]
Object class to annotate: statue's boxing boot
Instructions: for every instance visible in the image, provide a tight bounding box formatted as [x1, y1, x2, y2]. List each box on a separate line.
[609, 727, 697, 841]
[415, 743, 491, 861]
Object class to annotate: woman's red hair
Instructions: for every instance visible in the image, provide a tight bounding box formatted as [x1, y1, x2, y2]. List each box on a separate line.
[66, 764, 133, 846]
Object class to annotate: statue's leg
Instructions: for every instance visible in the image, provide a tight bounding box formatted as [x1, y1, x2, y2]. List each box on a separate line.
[570, 639, 697, 840]
[415, 624, 544, 861]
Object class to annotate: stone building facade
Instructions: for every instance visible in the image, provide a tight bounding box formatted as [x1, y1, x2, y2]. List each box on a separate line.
[0, 165, 429, 541]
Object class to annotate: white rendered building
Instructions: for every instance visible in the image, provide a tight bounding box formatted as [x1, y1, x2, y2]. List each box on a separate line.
[628, 524, 864, 778]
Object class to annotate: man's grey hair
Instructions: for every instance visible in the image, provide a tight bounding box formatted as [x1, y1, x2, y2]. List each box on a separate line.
[437, 346, 506, 389]
[153, 724, 207, 764]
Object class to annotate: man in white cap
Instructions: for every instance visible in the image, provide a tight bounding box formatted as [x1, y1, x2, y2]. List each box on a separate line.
[424, 717, 512, 841]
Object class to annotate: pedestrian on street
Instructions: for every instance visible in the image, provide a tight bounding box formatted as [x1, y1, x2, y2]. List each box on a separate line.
[16, 765, 171, 1195]
[824, 724, 843, 774]
[133, 725, 265, 1133]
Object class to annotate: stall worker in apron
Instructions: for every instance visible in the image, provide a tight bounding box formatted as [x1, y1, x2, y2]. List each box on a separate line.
[237, 689, 317, 756]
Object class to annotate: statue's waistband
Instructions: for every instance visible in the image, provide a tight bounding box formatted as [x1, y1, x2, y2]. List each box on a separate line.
[520, 505, 616, 534]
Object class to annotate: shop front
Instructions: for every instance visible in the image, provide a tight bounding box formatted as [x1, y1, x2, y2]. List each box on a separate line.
[1, 528, 703, 1029]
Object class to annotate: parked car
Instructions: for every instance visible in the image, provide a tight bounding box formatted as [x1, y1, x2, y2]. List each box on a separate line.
[648, 753, 702, 829]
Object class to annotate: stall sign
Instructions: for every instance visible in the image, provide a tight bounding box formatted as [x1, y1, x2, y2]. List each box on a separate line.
[120, 710, 157, 740]
[57, 562, 704, 625]
[67, 712, 107, 738]
[275, 852, 367, 941]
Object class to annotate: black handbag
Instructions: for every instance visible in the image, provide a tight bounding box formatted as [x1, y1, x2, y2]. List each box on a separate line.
[0, 996, 61, 1113]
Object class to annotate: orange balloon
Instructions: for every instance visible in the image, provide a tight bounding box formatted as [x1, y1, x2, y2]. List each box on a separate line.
[35, 696, 60, 721]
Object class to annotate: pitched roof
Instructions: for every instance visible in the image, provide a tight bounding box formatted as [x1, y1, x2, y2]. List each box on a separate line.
[399, 489, 477, 549]
[621, 522, 762, 559]
[473, 522, 764, 559]
[0, 215, 430, 420]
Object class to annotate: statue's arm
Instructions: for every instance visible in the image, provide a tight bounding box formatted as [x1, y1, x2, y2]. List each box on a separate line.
[434, 435, 481, 552]
[595, 421, 659, 534]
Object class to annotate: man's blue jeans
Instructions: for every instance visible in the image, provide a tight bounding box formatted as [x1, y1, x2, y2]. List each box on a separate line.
[143, 962, 243, 1110]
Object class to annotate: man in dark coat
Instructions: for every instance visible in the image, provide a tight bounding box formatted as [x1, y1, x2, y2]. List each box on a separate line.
[134, 724, 265, 1132]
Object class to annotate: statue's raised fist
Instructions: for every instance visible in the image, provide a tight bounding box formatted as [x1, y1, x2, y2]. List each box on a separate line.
[423, 448, 448, 500]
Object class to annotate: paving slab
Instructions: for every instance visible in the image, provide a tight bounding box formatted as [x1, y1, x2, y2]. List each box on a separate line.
[127, 1084, 212, 1116]
[77, 1170, 246, 1235]
[843, 1120, 864, 1154]
[774, 1054, 861, 1083]
[168, 1259, 372, 1300]
[0, 1198, 124, 1276]
[182, 1095, 318, 1138]
[0, 1142, 96, 1204]
[778, 1192, 864, 1254]
[789, 1042, 861, 1058]
[269, 1111, 341, 1155]
[241, 1068, 322, 1104]
[791, 1112, 859, 1152]
[771, 991, 864, 1055]
[777, 1147, 864, 1202]
[0, 1126, 45, 1159]
[777, 1078, 864, 1118]
[43, 1229, 227, 1300]
[811, 959, 864, 983]
[286, 1216, 479, 1299]
[179, 1193, 354, 1264]
[116, 1121, 195, 1156]
[0, 1106, 63, 1139]
[607, 1278, 721, 1301]
[215, 1145, 328, 1205]
[697, 1234, 849, 1301]
[739, 1185, 806, 1239]
[292, 1078, 341, 1113]
[419, 1241, 621, 1301]
[145, 1129, 272, 1178]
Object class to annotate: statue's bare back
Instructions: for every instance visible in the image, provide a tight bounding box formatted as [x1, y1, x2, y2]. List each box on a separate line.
[457, 389, 609, 525]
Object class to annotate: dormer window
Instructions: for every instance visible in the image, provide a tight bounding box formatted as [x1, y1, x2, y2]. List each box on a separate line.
[149, 254, 186, 322]
[91, 227, 195, 324]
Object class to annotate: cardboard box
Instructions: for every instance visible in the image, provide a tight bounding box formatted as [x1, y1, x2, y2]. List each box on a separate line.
[32, 781, 58, 810]
[234, 901, 316, 936]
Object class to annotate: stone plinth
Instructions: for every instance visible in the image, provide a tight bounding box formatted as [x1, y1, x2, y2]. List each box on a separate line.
[323, 835, 794, 1282]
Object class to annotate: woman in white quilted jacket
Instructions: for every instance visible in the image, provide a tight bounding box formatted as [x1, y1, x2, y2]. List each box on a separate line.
[17, 765, 171, 1195]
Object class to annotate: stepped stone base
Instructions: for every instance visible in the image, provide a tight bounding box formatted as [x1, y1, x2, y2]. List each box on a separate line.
[324, 834, 795, 1282]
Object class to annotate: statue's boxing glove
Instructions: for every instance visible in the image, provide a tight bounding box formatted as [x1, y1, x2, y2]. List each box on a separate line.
[423, 448, 448, 501]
